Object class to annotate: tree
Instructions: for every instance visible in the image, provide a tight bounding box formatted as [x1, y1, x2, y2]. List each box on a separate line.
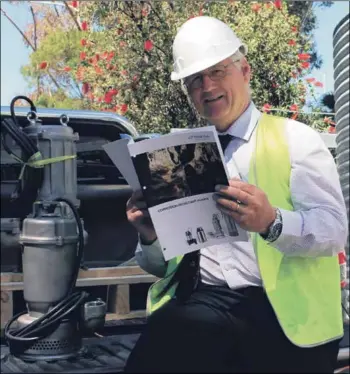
[321, 92, 335, 112]
[1, 1, 83, 100]
[72, 0, 331, 133]
[286, 1, 333, 69]
[3, 0, 333, 133]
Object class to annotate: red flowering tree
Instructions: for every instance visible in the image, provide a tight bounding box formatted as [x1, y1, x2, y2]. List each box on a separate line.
[5, 0, 333, 133]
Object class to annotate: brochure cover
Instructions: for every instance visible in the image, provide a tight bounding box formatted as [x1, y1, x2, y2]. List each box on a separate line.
[103, 126, 248, 260]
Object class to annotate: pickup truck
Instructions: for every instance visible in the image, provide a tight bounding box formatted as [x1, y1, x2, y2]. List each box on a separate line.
[0, 106, 348, 373]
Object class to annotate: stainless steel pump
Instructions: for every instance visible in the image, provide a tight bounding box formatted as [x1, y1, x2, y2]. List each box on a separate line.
[2, 100, 106, 362]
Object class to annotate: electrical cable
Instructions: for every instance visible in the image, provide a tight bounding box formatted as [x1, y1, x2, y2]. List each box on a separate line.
[4, 196, 87, 346]
[2, 97, 87, 351]
[1, 96, 44, 216]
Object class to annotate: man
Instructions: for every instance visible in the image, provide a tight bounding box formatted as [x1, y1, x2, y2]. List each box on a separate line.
[124, 16, 348, 373]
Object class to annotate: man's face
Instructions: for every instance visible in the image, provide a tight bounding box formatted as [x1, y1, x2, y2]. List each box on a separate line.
[186, 57, 251, 132]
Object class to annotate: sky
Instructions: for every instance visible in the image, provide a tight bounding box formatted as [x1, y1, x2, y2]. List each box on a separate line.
[1, 1, 349, 107]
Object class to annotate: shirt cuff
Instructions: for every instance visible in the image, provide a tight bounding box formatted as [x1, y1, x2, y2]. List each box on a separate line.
[138, 237, 161, 252]
[268, 208, 303, 254]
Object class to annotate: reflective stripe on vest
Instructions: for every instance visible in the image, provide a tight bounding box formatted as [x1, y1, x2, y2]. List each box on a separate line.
[146, 113, 343, 347]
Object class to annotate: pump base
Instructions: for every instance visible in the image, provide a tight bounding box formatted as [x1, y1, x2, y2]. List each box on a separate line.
[8, 317, 82, 362]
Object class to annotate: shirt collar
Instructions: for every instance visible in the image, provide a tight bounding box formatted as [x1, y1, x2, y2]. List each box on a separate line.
[221, 101, 262, 142]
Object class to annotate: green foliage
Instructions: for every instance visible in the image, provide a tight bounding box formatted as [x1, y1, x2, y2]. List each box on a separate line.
[17, 0, 334, 134]
[73, 0, 315, 133]
[34, 90, 86, 110]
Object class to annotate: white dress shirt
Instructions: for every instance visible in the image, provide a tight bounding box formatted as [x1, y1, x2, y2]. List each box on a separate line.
[134, 102, 348, 289]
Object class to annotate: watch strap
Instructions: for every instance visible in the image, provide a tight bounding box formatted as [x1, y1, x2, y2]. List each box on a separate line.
[260, 208, 283, 242]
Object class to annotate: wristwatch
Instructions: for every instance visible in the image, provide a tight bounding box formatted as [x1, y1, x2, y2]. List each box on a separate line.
[260, 208, 283, 243]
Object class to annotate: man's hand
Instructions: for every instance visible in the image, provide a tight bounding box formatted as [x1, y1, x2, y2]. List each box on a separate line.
[126, 190, 157, 244]
[213, 178, 276, 234]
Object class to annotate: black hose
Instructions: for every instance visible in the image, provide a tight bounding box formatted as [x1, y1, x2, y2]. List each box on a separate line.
[4, 197, 87, 348]
[55, 197, 85, 293]
[1, 96, 44, 216]
[10, 95, 37, 128]
[2, 97, 88, 350]
[4, 292, 88, 343]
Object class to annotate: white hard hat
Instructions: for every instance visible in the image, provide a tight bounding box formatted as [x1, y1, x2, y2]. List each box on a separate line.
[171, 16, 247, 81]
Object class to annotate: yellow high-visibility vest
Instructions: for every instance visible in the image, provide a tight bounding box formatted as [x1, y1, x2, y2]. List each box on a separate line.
[146, 114, 343, 347]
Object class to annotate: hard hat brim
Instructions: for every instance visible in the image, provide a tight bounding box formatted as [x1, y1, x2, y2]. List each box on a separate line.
[171, 43, 248, 81]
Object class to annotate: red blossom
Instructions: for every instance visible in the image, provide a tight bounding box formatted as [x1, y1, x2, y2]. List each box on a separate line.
[301, 61, 310, 69]
[262, 103, 272, 113]
[288, 40, 296, 46]
[251, 3, 261, 12]
[90, 55, 99, 65]
[82, 82, 90, 95]
[63, 66, 72, 72]
[120, 104, 128, 114]
[108, 88, 119, 96]
[289, 104, 298, 112]
[71, 1, 78, 8]
[76, 67, 85, 81]
[39, 61, 48, 69]
[291, 26, 298, 33]
[80, 52, 86, 60]
[107, 51, 115, 61]
[144, 40, 154, 51]
[81, 21, 88, 31]
[274, 0, 282, 9]
[80, 39, 87, 47]
[328, 125, 336, 134]
[306, 77, 315, 84]
[314, 81, 323, 87]
[94, 66, 103, 75]
[104, 92, 113, 104]
[324, 117, 335, 125]
[298, 53, 310, 61]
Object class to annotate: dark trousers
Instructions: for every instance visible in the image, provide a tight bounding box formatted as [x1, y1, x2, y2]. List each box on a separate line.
[124, 283, 340, 373]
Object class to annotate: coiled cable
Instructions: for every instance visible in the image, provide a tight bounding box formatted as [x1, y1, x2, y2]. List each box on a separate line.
[4, 197, 86, 347]
[2, 98, 87, 350]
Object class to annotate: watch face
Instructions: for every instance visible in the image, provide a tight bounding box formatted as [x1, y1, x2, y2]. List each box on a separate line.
[273, 223, 282, 235]
[270, 223, 282, 241]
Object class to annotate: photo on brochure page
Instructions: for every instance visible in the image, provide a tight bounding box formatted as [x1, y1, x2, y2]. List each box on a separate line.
[131, 141, 228, 208]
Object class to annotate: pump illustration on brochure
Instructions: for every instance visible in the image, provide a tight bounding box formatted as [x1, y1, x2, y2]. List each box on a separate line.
[103, 126, 249, 261]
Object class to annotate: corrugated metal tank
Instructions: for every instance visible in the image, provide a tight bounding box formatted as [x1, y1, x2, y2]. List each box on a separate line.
[334, 14, 349, 253]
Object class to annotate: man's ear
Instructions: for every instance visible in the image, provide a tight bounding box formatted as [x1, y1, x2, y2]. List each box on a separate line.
[241, 59, 251, 83]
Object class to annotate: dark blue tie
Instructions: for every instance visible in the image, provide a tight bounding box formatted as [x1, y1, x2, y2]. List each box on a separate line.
[219, 134, 234, 152]
[174, 135, 234, 302]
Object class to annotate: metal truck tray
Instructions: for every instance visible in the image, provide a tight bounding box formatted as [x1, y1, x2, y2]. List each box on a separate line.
[0, 333, 140, 373]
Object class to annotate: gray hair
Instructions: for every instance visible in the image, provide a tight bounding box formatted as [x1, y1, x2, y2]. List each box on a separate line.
[180, 50, 249, 127]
